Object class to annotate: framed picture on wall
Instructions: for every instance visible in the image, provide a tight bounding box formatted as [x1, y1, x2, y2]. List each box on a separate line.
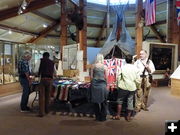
[142, 42, 178, 74]
[150, 44, 174, 71]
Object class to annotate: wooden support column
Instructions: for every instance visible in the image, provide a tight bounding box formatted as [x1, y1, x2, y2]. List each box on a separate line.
[60, 0, 67, 60]
[167, 0, 180, 60]
[79, 0, 87, 71]
[135, 0, 143, 57]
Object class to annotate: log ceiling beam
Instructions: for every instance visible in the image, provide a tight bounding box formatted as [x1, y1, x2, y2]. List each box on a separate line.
[0, 0, 55, 21]
[149, 24, 166, 43]
[154, 20, 166, 25]
[27, 21, 59, 43]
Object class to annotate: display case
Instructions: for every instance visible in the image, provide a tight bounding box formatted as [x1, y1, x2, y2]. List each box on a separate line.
[0, 40, 59, 96]
[0, 42, 17, 84]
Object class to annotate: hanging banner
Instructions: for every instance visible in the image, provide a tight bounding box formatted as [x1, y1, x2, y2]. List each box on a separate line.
[176, 0, 180, 25]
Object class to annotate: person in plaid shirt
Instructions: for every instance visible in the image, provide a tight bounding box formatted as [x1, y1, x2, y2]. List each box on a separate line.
[18, 51, 32, 112]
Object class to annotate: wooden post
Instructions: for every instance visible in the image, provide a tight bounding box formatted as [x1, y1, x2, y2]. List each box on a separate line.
[135, 0, 143, 58]
[60, 0, 67, 60]
[167, 0, 180, 60]
[79, 0, 87, 71]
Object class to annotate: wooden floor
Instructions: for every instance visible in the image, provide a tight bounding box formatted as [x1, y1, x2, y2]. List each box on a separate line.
[0, 87, 180, 135]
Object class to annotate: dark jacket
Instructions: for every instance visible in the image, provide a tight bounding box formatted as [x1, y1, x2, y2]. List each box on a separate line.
[38, 57, 54, 78]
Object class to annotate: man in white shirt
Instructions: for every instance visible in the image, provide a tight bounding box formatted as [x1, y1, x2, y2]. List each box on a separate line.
[134, 50, 155, 112]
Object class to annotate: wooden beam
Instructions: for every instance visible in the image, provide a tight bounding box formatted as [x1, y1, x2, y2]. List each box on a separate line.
[27, 21, 59, 43]
[149, 24, 166, 43]
[79, 0, 87, 71]
[135, 0, 143, 57]
[154, 20, 166, 25]
[32, 11, 56, 22]
[0, 0, 55, 21]
[95, 13, 107, 47]
[60, 0, 68, 60]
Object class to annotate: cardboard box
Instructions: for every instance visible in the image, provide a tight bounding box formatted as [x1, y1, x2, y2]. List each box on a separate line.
[63, 70, 79, 78]
[84, 76, 91, 82]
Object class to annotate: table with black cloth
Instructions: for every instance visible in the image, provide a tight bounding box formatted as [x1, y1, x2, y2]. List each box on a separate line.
[31, 79, 135, 116]
[52, 81, 95, 114]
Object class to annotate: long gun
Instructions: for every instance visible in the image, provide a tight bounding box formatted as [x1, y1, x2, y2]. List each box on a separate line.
[141, 51, 152, 93]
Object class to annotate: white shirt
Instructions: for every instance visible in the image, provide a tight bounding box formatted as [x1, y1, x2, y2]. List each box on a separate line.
[134, 58, 155, 75]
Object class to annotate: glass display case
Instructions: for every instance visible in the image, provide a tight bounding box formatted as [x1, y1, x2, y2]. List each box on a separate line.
[0, 41, 59, 85]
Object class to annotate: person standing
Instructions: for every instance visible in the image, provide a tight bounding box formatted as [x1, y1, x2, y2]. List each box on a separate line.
[115, 55, 141, 121]
[38, 52, 54, 117]
[18, 51, 32, 112]
[90, 53, 109, 122]
[134, 50, 155, 112]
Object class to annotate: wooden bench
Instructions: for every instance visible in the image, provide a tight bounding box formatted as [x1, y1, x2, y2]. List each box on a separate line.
[152, 79, 169, 87]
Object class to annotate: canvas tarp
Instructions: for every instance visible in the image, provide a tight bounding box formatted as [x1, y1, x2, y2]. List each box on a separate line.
[100, 4, 135, 58]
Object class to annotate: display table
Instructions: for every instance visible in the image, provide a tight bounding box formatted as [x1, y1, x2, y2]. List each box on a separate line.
[171, 78, 180, 96]
[170, 65, 180, 97]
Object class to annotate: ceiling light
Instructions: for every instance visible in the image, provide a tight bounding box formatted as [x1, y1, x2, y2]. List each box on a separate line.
[8, 30, 12, 34]
[43, 24, 48, 28]
[55, 0, 59, 3]
[22, 5, 26, 10]
[18, 8, 23, 15]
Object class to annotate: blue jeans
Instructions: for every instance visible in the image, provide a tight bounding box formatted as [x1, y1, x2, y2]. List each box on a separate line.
[19, 77, 30, 110]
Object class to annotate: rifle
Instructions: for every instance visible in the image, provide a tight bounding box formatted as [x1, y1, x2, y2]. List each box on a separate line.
[141, 51, 152, 93]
